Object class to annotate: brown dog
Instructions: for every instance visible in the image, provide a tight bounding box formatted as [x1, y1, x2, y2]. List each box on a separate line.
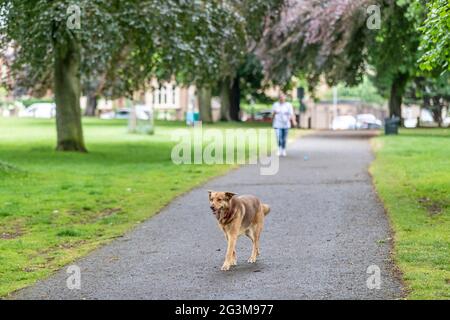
[208, 191, 270, 271]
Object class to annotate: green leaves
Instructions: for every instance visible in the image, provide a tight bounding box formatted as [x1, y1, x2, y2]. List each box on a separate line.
[366, 1, 422, 99]
[418, 0, 450, 73]
[0, 0, 266, 96]
[257, 0, 374, 88]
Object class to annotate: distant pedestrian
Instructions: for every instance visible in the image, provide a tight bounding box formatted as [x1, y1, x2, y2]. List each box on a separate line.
[272, 93, 297, 156]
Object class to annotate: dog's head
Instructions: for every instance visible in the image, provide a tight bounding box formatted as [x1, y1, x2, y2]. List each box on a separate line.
[208, 190, 236, 214]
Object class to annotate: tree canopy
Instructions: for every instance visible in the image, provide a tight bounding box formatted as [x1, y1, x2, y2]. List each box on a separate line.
[419, 0, 450, 73]
[0, 0, 248, 96]
[257, 0, 372, 89]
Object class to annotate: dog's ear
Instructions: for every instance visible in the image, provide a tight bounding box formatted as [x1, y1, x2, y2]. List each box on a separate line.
[207, 190, 213, 201]
[224, 192, 236, 201]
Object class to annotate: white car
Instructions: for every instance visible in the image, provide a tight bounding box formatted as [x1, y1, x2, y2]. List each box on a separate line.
[99, 111, 116, 120]
[100, 106, 153, 120]
[18, 103, 56, 118]
[404, 109, 443, 128]
[134, 105, 153, 120]
[331, 115, 356, 130]
[420, 108, 434, 126]
[114, 108, 131, 119]
[356, 114, 382, 129]
[443, 117, 450, 127]
[404, 118, 418, 128]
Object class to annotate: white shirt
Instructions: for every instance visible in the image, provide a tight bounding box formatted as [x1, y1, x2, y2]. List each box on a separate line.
[272, 102, 294, 129]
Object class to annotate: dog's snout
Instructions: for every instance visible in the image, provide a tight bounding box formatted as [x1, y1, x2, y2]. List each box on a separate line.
[210, 205, 215, 210]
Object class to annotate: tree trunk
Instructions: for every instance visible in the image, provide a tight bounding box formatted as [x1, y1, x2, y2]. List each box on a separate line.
[229, 76, 240, 121]
[388, 73, 408, 122]
[84, 91, 98, 117]
[54, 37, 86, 152]
[431, 96, 443, 127]
[219, 78, 231, 121]
[198, 86, 213, 123]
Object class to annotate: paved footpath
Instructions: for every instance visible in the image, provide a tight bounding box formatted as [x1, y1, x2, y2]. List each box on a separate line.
[14, 131, 403, 299]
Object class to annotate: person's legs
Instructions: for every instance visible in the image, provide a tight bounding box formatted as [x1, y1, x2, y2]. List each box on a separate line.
[279, 129, 289, 157]
[281, 128, 288, 148]
[275, 128, 282, 155]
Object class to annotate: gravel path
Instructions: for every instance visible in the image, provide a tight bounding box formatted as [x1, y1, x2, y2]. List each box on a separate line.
[13, 131, 403, 300]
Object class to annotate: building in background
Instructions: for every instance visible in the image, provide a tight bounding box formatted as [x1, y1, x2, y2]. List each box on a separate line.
[95, 79, 222, 121]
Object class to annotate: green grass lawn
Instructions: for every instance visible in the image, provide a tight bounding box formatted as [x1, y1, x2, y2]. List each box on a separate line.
[371, 128, 450, 299]
[0, 117, 280, 297]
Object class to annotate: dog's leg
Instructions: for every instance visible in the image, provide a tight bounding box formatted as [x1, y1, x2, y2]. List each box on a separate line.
[223, 230, 236, 266]
[247, 228, 258, 263]
[248, 221, 263, 263]
[223, 230, 228, 241]
[222, 232, 237, 271]
[255, 227, 261, 257]
[248, 242, 257, 263]
[256, 221, 263, 257]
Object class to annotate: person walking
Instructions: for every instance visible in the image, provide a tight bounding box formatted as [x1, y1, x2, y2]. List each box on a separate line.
[272, 93, 297, 157]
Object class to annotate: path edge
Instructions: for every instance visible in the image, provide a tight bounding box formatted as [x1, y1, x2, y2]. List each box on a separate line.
[368, 137, 408, 300]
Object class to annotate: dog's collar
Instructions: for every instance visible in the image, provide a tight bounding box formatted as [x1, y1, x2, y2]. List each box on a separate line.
[215, 207, 235, 224]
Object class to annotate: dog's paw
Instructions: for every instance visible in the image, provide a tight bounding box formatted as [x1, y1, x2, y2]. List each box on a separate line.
[221, 263, 231, 271]
[247, 257, 257, 263]
[231, 259, 237, 266]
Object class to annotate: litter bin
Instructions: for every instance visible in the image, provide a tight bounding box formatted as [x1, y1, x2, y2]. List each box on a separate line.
[384, 117, 400, 135]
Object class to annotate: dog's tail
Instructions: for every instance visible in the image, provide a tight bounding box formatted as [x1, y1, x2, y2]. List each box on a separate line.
[262, 203, 270, 216]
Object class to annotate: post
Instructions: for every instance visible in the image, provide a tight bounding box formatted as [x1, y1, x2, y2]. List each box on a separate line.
[332, 87, 338, 120]
[297, 87, 304, 129]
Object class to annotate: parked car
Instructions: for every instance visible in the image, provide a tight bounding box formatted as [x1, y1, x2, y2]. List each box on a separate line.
[100, 106, 153, 120]
[355, 113, 382, 129]
[244, 110, 273, 123]
[443, 117, 450, 127]
[114, 108, 131, 119]
[403, 109, 446, 128]
[18, 103, 56, 118]
[331, 115, 356, 130]
[134, 105, 153, 120]
[404, 118, 418, 128]
[99, 110, 116, 120]
[418, 108, 435, 127]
